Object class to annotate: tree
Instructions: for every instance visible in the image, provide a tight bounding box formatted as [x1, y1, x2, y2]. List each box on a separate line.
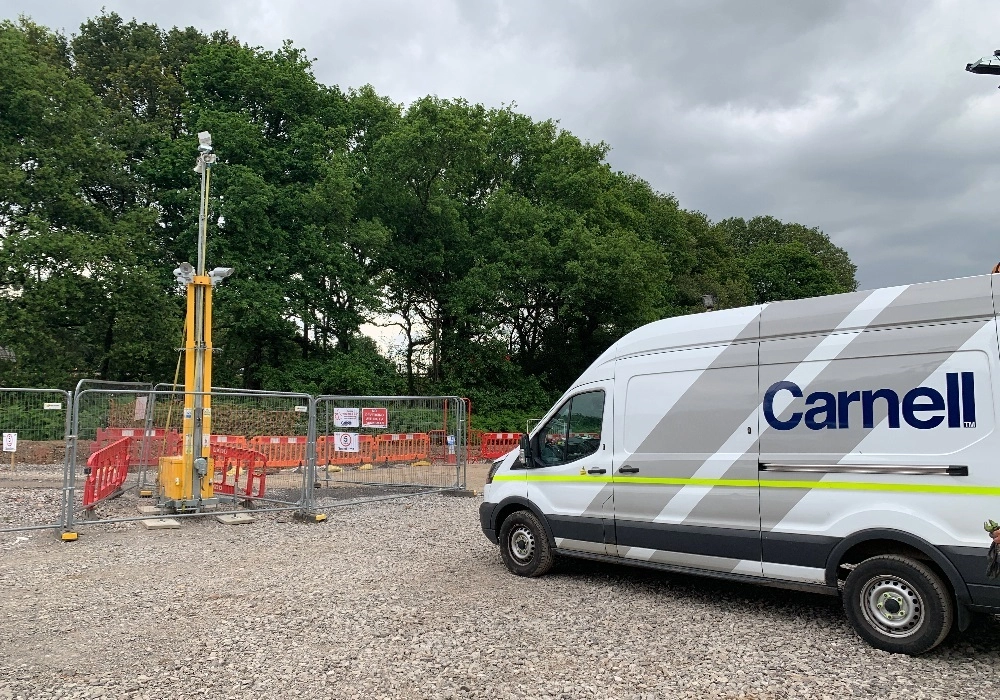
[716, 215, 857, 299]
[0, 19, 180, 387]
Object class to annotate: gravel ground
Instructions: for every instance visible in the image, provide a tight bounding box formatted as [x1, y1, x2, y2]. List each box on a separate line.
[2, 493, 1000, 700]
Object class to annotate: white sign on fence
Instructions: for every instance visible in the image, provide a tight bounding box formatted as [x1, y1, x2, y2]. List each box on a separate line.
[333, 408, 360, 428]
[2, 433, 17, 453]
[134, 396, 148, 421]
[43, 402, 62, 410]
[333, 431, 359, 452]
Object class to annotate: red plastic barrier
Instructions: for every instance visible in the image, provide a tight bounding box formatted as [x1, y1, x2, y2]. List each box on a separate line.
[211, 444, 267, 499]
[83, 437, 132, 508]
[468, 429, 484, 456]
[375, 433, 430, 463]
[88, 428, 181, 467]
[317, 434, 375, 466]
[428, 430, 448, 463]
[248, 436, 308, 468]
[480, 432, 521, 461]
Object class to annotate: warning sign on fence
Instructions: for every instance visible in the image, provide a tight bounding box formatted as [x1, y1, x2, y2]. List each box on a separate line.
[3, 433, 17, 453]
[334, 408, 359, 427]
[333, 432, 359, 452]
[362, 408, 388, 428]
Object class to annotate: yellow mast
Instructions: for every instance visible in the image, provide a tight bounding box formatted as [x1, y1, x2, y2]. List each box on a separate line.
[158, 132, 232, 511]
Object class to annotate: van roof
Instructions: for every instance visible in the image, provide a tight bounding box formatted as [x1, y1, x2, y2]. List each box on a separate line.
[609, 273, 996, 361]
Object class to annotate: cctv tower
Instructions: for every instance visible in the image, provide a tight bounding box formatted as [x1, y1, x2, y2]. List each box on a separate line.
[158, 132, 232, 511]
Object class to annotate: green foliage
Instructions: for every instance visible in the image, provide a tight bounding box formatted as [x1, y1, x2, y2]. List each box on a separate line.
[0, 13, 859, 431]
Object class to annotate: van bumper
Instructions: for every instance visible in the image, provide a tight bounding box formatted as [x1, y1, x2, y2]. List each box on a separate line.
[479, 502, 498, 544]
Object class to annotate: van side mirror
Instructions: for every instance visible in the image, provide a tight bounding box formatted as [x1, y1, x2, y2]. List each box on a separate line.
[519, 433, 535, 469]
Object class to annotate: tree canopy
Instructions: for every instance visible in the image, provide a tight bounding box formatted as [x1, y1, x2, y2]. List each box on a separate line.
[0, 14, 858, 429]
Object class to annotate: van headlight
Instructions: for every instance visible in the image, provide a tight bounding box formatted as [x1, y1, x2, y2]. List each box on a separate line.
[486, 457, 504, 484]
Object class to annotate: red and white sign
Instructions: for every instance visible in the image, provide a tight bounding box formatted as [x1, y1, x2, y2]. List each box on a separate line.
[333, 432, 359, 452]
[362, 408, 388, 428]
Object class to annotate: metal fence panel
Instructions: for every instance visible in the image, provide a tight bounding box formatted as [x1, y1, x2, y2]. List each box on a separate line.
[68, 388, 314, 527]
[0, 388, 71, 533]
[313, 396, 466, 502]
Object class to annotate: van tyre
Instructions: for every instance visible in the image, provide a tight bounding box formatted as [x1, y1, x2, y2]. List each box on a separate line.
[499, 510, 554, 577]
[842, 555, 953, 655]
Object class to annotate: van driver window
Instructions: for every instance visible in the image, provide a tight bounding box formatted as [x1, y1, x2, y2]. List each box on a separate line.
[538, 390, 605, 467]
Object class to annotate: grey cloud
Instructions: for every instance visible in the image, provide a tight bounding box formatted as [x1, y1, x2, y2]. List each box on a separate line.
[3, 0, 999, 289]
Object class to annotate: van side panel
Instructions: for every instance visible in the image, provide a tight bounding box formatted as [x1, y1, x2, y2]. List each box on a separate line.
[758, 275, 1000, 599]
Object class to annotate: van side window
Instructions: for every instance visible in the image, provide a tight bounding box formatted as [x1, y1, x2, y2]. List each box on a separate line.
[538, 390, 605, 466]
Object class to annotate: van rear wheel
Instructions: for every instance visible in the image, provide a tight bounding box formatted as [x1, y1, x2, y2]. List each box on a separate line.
[842, 555, 952, 655]
[499, 510, 554, 577]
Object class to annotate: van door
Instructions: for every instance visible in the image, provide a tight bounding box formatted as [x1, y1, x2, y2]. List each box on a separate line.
[611, 341, 762, 576]
[527, 383, 615, 556]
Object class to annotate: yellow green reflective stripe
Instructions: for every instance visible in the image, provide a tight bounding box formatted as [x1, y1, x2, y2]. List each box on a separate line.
[491, 473, 1000, 496]
[493, 474, 612, 483]
[762, 480, 1000, 496]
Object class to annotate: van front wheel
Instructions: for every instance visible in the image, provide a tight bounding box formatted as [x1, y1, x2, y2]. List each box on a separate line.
[499, 510, 554, 577]
[842, 555, 953, 655]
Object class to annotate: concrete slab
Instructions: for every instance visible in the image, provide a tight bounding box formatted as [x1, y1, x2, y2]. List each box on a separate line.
[441, 489, 479, 498]
[216, 513, 255, 525]
[141, 518, 180, 530]
[137, 505, 165, 515]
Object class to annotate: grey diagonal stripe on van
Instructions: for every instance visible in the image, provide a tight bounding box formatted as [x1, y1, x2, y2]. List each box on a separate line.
[632, 288, 876, 465]
[751, 276, 995, 529]
[757, 319, 992, 532]
[679, 287, 913, 526]
[684, 279, 991, 529]
[649, 287, 901, 526]
[578, 306, 766, 518]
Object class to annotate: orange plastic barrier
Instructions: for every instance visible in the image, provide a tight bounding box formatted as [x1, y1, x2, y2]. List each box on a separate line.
[480, 432, 521, 461]
[211, 444, 267, 499]
[248, 436, 308, 469]
[317, 434, 375, 466]
[209, 435, 248, 447]
[83, 437, 131, 508]
[375, 433, 430, 463]
[89, 428, 181, 467]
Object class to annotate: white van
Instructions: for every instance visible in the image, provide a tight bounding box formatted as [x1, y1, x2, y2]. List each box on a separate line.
[479, 274, 1000, 654]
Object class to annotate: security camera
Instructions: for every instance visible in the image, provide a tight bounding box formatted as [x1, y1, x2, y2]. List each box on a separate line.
[197, 131, 213, 153]
[208, 267, 235, 285]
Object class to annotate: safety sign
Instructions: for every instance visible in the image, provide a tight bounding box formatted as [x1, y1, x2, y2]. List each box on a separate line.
[334, 408, 360, 427]
[333, 431, 359, 452]
[2, 433, 16, 453]
[362, 408, 388, 428]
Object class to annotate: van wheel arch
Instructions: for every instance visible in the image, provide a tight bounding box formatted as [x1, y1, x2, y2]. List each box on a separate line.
[492, 497, 556, 550]
[826, 529, 972, 630]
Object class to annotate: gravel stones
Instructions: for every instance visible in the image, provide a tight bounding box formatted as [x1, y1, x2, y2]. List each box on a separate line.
[1, 494, 999, 699]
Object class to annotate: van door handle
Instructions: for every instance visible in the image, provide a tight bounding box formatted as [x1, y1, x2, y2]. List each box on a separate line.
[587, 468, 607, 475]
[618, 465, 639, 474]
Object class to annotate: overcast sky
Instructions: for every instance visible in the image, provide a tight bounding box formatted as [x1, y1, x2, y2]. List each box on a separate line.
[4, 0, 999, 289]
